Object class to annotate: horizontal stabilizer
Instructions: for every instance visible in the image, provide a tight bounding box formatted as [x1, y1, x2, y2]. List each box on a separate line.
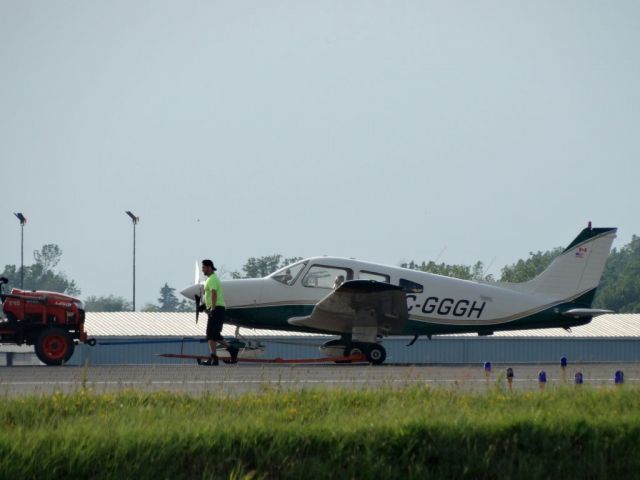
[562, 308, 613, 319]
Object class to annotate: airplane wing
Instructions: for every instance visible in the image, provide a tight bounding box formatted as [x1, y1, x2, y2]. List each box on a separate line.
[288, 280, 408, 335]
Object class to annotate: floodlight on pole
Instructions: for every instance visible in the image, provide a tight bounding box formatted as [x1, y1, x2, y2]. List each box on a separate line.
[14, 213, 27, 289]
[125, 211, 139, 311]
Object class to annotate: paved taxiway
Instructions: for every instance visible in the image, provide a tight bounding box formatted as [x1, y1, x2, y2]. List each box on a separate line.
[1, 363, 639, 396]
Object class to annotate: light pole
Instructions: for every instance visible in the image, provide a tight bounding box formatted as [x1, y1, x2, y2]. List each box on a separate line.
[125, 211, 139, 311]
[14, 213, 27, 289]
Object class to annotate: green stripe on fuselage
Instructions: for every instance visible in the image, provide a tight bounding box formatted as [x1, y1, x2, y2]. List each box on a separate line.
[226, 304, 316, 332]
[404, 310, 591, 336]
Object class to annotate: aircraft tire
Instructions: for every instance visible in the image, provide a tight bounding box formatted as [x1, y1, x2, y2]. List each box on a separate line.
[365, 344, 386, 365]
[346, 345, 365, 357]
[336, 343, 364, 363]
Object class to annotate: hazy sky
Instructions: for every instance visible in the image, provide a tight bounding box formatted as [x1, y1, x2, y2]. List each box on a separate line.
[1, 1, 639, 308]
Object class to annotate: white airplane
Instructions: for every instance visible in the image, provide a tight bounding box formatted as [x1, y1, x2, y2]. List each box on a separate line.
[181, 224, 616, 365]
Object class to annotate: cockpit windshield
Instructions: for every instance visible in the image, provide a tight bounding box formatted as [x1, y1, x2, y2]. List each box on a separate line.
[270, 261, 307, 286]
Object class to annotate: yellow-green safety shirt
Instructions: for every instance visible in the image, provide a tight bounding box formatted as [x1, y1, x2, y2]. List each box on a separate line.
[203, 273, 226, 309]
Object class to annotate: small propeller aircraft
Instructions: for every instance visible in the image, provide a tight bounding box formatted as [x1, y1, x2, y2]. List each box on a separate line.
[181, 224, 616, 364]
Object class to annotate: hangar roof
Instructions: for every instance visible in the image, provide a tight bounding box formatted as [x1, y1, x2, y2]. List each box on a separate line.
[477, 313, 640, 338]
[84, 312, 328, 338]
[80, 312, 640, 339]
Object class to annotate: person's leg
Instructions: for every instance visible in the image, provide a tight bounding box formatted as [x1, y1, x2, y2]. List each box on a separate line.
[213, 307, 238, 363]
[199, 311, 219, 365]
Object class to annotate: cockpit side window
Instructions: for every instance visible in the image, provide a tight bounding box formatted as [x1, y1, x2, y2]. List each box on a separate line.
[359, 271, 390, 283]
[399, 278, 423, 293]
[271, 261, 307, 286]
[302, 265, 353, 289]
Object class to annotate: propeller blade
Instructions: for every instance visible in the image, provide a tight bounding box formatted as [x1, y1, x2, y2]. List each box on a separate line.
[194, 261, 200, 284]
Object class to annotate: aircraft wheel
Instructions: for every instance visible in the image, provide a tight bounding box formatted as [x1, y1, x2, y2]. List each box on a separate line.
[342, 344, 366, 362]
[347, 345, 364, 356]
[366, 344, 386, 365]
[334, 344, 362, 363]
[333, 345, 353, 363]
[35, 328, 75, 366]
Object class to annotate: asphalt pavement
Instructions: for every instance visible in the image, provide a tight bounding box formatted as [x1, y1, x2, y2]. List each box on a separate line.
[1, 362, 638, 396]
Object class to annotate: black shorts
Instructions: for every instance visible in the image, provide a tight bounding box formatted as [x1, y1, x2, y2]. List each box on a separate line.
[206, 306, 226, 341]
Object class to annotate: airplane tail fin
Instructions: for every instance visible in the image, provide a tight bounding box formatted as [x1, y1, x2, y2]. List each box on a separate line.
[510, 225, 617, 303]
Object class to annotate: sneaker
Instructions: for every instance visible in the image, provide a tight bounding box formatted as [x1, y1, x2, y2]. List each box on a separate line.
[198, 355, 219, 366]
[227, 346, 239, 364]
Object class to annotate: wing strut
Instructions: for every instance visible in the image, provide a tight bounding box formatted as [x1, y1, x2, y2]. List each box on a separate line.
[406, 333, 432, 346]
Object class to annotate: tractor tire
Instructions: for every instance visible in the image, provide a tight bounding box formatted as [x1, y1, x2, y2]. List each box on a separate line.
[35, 328, 75, 366]
[366, 344, 386, 365]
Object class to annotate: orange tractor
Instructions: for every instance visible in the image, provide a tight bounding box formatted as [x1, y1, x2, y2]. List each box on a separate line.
[0, 277, 95, 365]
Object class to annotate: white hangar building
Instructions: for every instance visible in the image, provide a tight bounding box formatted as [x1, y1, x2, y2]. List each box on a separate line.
[2, 313, 640, 366]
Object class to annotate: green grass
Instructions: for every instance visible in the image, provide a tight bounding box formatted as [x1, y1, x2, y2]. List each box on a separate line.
[1, 386, 639, 479]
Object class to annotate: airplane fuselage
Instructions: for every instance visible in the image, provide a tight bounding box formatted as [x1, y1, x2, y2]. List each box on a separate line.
[188, 256, 594, 337]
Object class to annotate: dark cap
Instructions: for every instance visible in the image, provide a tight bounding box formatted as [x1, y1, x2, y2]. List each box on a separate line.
[202, 259, 217, 271]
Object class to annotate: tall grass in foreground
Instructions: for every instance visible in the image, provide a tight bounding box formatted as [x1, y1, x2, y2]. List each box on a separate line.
[1, 386, 639, 479]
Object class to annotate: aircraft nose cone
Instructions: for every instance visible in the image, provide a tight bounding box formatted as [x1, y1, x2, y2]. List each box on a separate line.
[180, 283, 201, 300]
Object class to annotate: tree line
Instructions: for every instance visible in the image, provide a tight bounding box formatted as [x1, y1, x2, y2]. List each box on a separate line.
[0, 245, 191, 312]
[1, 237, 638, 312]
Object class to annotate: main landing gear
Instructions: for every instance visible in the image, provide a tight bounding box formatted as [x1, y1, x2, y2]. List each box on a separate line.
[348, 343, 386, 365]
[322, 339, 387, 365]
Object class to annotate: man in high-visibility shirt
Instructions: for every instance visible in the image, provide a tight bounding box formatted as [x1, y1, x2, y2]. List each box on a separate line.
[198, 259, 239, 366]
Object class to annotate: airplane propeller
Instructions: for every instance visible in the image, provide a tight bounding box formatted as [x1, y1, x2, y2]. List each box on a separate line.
[194, 261, 202, 324]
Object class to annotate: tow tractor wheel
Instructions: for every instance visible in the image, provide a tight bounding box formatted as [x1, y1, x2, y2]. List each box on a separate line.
[35, 328, 75, 366]
[365, 344, 386, 365]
